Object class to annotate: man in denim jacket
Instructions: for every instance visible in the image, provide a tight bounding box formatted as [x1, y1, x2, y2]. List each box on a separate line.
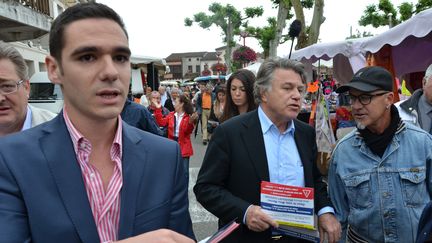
[328, 66, 432, 242]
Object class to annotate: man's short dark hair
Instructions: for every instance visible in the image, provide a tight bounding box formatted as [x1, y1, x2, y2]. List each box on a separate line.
[49, 2, 128, 63]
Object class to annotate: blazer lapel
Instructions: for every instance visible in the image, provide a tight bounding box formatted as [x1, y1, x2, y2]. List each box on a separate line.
[117, 124, 146, 239]
[41, 115, 99, 243]
[242, 111, 270, 182]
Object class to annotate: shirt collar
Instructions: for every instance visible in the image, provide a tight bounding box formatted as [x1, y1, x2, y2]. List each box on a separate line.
[63, 107, 123, 163]
[175, 112, 185, 118]
[258, 105, 295, 135]
[21, 106, 32, 131]
[420, 94, 432, 113]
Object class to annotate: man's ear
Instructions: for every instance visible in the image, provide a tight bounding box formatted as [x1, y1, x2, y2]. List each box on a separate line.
[261, 90, 268, 103]
[23, 80, 30, 97]
[45, 55, 62, 85]
[386, 91, 394, 105]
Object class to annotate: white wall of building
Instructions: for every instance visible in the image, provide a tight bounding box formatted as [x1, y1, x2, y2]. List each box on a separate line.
[10, 42, 49, 79]
[182, 56, 202, 74]
[201, 60, 219, 75]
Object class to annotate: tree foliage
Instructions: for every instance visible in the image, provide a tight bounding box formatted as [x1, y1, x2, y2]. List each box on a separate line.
[346, 30, 374, 40]
[246, 0, 324, 58]
[244, 17, 278, 58]
[359, 0, 432, 28]
[184, 3, 263, 73]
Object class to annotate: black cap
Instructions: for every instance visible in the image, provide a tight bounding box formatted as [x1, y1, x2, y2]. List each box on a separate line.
[336, 66, 393, 93]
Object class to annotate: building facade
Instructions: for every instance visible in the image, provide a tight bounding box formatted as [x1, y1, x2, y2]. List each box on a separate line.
[0, 0, 90, 78]
[165, 51, 222, 80]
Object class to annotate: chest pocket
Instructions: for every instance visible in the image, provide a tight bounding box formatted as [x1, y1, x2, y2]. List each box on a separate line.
[343, 174, 372, 209]
[399, 170, 429, 207]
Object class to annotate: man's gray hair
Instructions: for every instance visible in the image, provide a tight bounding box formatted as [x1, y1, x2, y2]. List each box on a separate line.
[0, 41, 28, 80]
[425, 64, 432, 81]
[170, 87, 182, 95]
[254, 58, 307, 104]
[150, 91, 160, 97]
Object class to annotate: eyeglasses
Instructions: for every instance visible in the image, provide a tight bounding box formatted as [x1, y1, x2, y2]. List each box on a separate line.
[348, 92, 388, 105]
[0, 80, 24, 95]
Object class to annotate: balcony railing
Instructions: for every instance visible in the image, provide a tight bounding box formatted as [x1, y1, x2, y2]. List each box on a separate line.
[17, 0, 50, 16]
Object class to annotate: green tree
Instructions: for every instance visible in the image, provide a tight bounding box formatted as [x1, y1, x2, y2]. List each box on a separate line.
[288, 0, 326, 50]
[245, 0, 325, 58]
[359, 0, 432, 28]
[244, 17, 277, 58]
[346, 29, 374, 39]
[184, 3, 263, 73]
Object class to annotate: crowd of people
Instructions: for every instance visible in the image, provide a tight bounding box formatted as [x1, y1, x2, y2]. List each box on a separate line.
[0, 2, 432, 243]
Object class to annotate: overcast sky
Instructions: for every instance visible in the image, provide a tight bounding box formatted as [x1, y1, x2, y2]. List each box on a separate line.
[97, 0, 411, 58]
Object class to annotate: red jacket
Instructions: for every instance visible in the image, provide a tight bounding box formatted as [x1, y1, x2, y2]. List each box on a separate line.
[154, 108, 195, 157]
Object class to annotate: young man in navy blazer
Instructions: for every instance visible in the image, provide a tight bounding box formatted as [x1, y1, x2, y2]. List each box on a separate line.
[0, 3, 194, 243]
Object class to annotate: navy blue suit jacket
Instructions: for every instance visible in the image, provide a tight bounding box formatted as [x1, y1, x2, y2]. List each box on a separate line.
[0, 114, 194, 242]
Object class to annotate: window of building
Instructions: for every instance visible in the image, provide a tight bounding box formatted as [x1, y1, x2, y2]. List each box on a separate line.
[188, 65, 193, 72]
[171, 65, 182, 74]
[39, 62, 46, 72]
[196, 65, 201, 74]
[188, 58, 191, 61]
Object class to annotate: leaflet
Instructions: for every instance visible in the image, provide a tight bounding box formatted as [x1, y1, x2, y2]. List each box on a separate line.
[261, 181, 320, 243]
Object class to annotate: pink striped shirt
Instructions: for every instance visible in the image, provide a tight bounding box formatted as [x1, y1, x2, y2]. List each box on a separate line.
[63, 110, 123, 242]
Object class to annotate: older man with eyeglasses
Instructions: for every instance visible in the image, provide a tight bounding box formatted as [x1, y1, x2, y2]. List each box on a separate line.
[396, 64, 432, 134]
[327, 66, 432, 243]
[0, 42, 56, 136]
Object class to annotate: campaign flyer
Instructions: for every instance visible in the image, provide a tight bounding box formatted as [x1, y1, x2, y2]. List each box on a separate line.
[261, 181, 319, 242]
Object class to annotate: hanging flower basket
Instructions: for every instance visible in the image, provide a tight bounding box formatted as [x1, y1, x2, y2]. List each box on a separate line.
[233, 46, 257, 63]
[211, 63, 227, 75]
[201, 69, 211, 76]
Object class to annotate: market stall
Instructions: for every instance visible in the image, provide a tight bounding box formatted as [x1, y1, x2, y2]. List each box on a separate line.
[290, 7, 432, 85]
[130, 55, 167, 94]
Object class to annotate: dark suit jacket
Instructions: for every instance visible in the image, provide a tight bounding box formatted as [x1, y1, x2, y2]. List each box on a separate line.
[164, 98, 175, 112]
[417, 201, 432, 243]
[121, 99, 162, 136]
[194, 110, 331, 243]
[0, 114, 194, 242]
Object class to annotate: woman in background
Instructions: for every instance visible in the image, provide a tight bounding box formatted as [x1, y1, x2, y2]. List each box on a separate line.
[207, 84, 226, 135]
[153, 94, 198, 184]
[220, 69, 257, 123]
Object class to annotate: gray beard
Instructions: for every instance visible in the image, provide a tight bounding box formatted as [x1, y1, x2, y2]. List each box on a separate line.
[356, 121, 366, 130]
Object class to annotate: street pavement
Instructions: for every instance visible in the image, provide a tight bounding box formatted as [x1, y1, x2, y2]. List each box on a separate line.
[188, 127, 218, 241]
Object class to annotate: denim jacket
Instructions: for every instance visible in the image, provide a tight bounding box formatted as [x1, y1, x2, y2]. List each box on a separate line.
[328, 122, 432, 243]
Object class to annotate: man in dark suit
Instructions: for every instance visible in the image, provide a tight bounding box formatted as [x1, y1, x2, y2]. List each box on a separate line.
[0, 3, 194, 243]
[194, 58, 341, 243]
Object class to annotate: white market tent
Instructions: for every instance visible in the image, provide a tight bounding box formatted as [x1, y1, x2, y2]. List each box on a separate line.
[130, 55, 167, 94]
[290, 8, 432, 84]
[225, 62, 262, 80]
[130, 55, 166, 67]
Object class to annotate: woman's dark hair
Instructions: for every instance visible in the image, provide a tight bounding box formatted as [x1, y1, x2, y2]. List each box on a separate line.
[179, 94, 194, 115]
[220, 69, 257, 123]
[215, 84, 226, 99]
